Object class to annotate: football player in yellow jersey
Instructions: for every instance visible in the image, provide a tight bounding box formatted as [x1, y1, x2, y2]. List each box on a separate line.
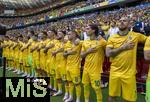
[64, 30, 82, 102]
[6, 38, 12, 69]
[44, 30, 59, 94]
[7, 36, 16, 71]
[17, 35, 24, 74]
[12, 36, 20, 73]
[7, 38, 14, 71]
[1, 36, 9, 67]
[81, 24, 106, 102]
[106, 17, 147, 102]
[44, 30, 56, 88]
[38, 31, 49, 76]
[23, 31, 34, 77]
[144, 36, 150, 102]
[30, 34, 39, 78]
[50, 32, 60, 93]
[52, 31, 67, 96]
[21, 36, 29, 77]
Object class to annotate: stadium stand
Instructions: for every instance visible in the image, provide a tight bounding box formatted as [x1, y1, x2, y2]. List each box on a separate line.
[0, 0, 149, 102]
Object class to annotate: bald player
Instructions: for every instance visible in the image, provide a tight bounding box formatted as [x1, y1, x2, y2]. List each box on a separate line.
[106, 17, 147, 102]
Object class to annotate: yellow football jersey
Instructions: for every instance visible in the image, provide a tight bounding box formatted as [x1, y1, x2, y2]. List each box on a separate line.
[2, 40, 9, 58]
[13, 42, 19, 59]
[39, 39, 50, 59]
[6, 40, 12, 58]
[107, 31, 147, 76]
[31, 41, 39, 60]
[144, 36, 150, 78]
[55, 41, 66, 69]
[9, 41, 15, 59]
[22, 43, 28, 58]
[82, 39, 106, 74]
[18, 41, 24, 62]
[27, 38, 33, 54]
[66, 41, 82, 70]
[50, 39, 59, 69]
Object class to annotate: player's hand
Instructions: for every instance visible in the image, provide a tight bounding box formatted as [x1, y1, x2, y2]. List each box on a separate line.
[74, 39, 80, 45]
[63, 51, 68, 57]
[41, 45, 45, 48]
[30, 49, 34, 53]
[87, 47, 97, 53]
[44, 49, 47, 53]
[52, 51, 57, 56]
[121, 42, 134, 50]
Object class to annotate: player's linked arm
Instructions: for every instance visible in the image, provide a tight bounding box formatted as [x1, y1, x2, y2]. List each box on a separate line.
[65, 50, 77, 56]
[44, 44, 54, 52]
[106, 39, 135, 57]
[106, 46, 124, 57]
[31, 45, 39, 52]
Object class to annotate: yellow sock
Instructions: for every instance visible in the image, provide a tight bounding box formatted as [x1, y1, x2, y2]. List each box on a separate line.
[84, 84, 90, 102]
[94, 88, 102, 102]
[58, 82, 62, 91]
[65, 84, 69, 93]
[69, 82, 74, 97]
[53, 77, 57, 90]
[76, 84, 81, 99]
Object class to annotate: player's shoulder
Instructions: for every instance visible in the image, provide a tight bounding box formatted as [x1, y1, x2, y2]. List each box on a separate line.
[29, 38, 33, 43]
[82, 39, 90, 44]
[146, 36, 150, 42]
[107, 34, 119, 41]
[129, 31, 143, 37]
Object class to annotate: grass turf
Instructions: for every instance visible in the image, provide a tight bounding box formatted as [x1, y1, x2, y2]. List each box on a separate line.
[0, 68, 146, 102]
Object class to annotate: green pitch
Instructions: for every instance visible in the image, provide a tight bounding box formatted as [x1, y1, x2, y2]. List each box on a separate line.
[0, 68, 145, 102]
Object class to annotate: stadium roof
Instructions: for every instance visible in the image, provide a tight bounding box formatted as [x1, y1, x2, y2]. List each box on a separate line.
[0, 0, 52, 9]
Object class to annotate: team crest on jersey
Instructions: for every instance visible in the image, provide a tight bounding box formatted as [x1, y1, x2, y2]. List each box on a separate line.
[128, 36, 132, 40]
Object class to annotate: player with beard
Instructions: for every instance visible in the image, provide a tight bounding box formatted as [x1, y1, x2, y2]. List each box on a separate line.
[106, 17, 147, 102]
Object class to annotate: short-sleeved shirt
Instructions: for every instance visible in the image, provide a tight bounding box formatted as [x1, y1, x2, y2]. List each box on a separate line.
[107, 31, 147, 77]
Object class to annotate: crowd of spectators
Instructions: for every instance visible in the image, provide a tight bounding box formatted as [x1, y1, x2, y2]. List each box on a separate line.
[5, 2, 150, 41]
[0, 0, 112, 28]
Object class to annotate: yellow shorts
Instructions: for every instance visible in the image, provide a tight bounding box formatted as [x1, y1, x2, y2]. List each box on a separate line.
[67, 68, 80, 84]
[109, 75, 137, 101]
[56, 67, 67, 81]
[82, 70, 101, 89]
[14, 58, 19, 68]
[50, 68, 56, 76]
[23, 57, 29, 67]
[32, 58, 39, 69]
